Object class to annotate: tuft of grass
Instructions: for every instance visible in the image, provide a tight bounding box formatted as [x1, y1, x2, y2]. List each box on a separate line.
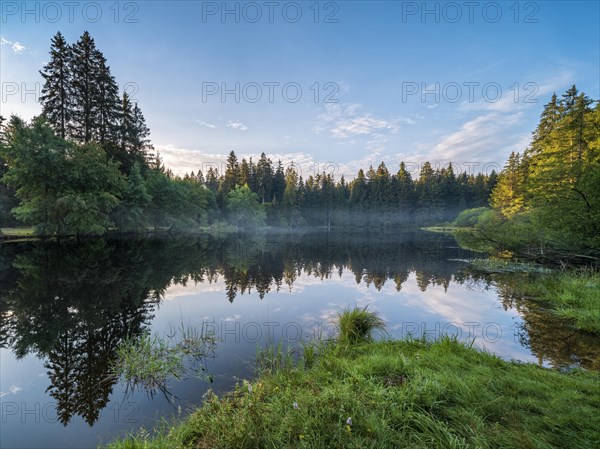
[255, 342, 296, 375]
[111, 332, 185, 398]
[105, 338, 600, 449]
[110, 322, 216, 397]
[336, 306, 387, 346]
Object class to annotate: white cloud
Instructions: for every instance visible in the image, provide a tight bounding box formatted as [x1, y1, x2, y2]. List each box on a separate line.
[460, 71, 574, 114]
[317, 103, 414, 139]
[426, 112, 526, 163]
[156, 144, 323, 178]
[196, 120, 216, 129]
[156, 145, 228, 175]
[1, 37, 26, 54]
[227, 121, 248, 131]
[3, 385, 23, 396]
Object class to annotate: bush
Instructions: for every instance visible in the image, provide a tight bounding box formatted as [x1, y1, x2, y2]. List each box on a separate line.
[453, 207, 490, 227]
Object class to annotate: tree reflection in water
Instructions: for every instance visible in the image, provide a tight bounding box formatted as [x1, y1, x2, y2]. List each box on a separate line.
[0, 230, 598, 426]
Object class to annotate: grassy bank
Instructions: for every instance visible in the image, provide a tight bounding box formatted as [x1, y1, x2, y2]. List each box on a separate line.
[511, 270, 600, 335]
[465, 259, 600, 334]
[0, 227, 36, 240]
[107, 327, 599, 448]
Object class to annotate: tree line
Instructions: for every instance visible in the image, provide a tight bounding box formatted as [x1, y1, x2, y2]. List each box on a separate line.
[1, 30, 499, 235]
[457, 85, 600, 259]
[194, 151, 498, 228]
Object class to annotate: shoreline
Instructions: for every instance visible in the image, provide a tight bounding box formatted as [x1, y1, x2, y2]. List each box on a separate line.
[105, 338, 600, 449]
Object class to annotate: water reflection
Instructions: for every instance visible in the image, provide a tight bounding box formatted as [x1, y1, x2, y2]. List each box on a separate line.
[0, 231, 598, 431]
[489, 272, 600, 371]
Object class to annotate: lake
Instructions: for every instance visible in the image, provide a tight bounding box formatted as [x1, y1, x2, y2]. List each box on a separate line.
[1, 230, 598, 448]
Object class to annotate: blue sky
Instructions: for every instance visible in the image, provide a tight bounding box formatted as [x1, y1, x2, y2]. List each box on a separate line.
[1, 1, 599, 178]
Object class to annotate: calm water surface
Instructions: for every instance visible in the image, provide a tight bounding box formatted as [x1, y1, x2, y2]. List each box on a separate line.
[1, 230, 598, 448]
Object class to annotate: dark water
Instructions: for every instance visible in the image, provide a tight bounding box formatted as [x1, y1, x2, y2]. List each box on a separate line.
[1, 230, 598, 448]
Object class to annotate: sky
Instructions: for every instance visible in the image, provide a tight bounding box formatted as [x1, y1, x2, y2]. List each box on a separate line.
[1, 0, 599, 179]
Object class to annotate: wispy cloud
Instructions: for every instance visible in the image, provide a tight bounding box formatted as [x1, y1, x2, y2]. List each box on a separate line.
[196, 120, 216, 129]
[317, 103, 414, 139]
[1, 37, 26, 54]
[420, 111, 526, 165]
[460, 71, 574, 113]
[227, 121, 248, 131]
[1, 384, 23, 397]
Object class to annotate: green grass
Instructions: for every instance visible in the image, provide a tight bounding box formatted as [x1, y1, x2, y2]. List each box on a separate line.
[110, 323, 217, 397]
[421, 225, 466, 234]
[106, 311, 600, 449]
[0, 227, 36, 238]
[336, 306, 387, 346]
[514, 269, 600, 334]
[106, 338, 600, 449]
[468, 258, 552, 274]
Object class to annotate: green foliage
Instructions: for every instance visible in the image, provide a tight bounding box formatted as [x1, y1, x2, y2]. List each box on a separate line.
[226, 184, 266, 228]
[1, 117, 123, 235]
[112, 163, 152, 231]
[452, 207, 489, 227]
[105, 339, 600, 449]
[487, 86, 600, 257]
[512, 270, 600, 334]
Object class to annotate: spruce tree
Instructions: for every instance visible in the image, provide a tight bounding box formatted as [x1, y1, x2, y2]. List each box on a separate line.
[70, 31, 101, 143]
[130, 102, 153, 167]
[95, 54, 120, 147]
[39, 32, 72, 139]
[223, 151, 240, 192]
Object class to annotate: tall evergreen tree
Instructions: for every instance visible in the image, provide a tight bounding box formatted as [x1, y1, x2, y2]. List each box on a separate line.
[39, 32, 72, 139]
[491, 152, 526, 217]
[283, 166, 300, 227]
[70, 31, 101, 143]
[222, 151, 240, 192]
[95, 54, 120, 147]
[395, 162, 415, 217]
[130, 102, 154, 168]
[256, 153, 273, 203]
[272, 161, 286, 203]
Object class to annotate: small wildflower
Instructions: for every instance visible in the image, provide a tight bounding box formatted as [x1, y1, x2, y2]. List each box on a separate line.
[293, 402, 299, 409]
[248, 383, 253, 393]
[346, 417, 352, 426]
[299, 435, 305, 440]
